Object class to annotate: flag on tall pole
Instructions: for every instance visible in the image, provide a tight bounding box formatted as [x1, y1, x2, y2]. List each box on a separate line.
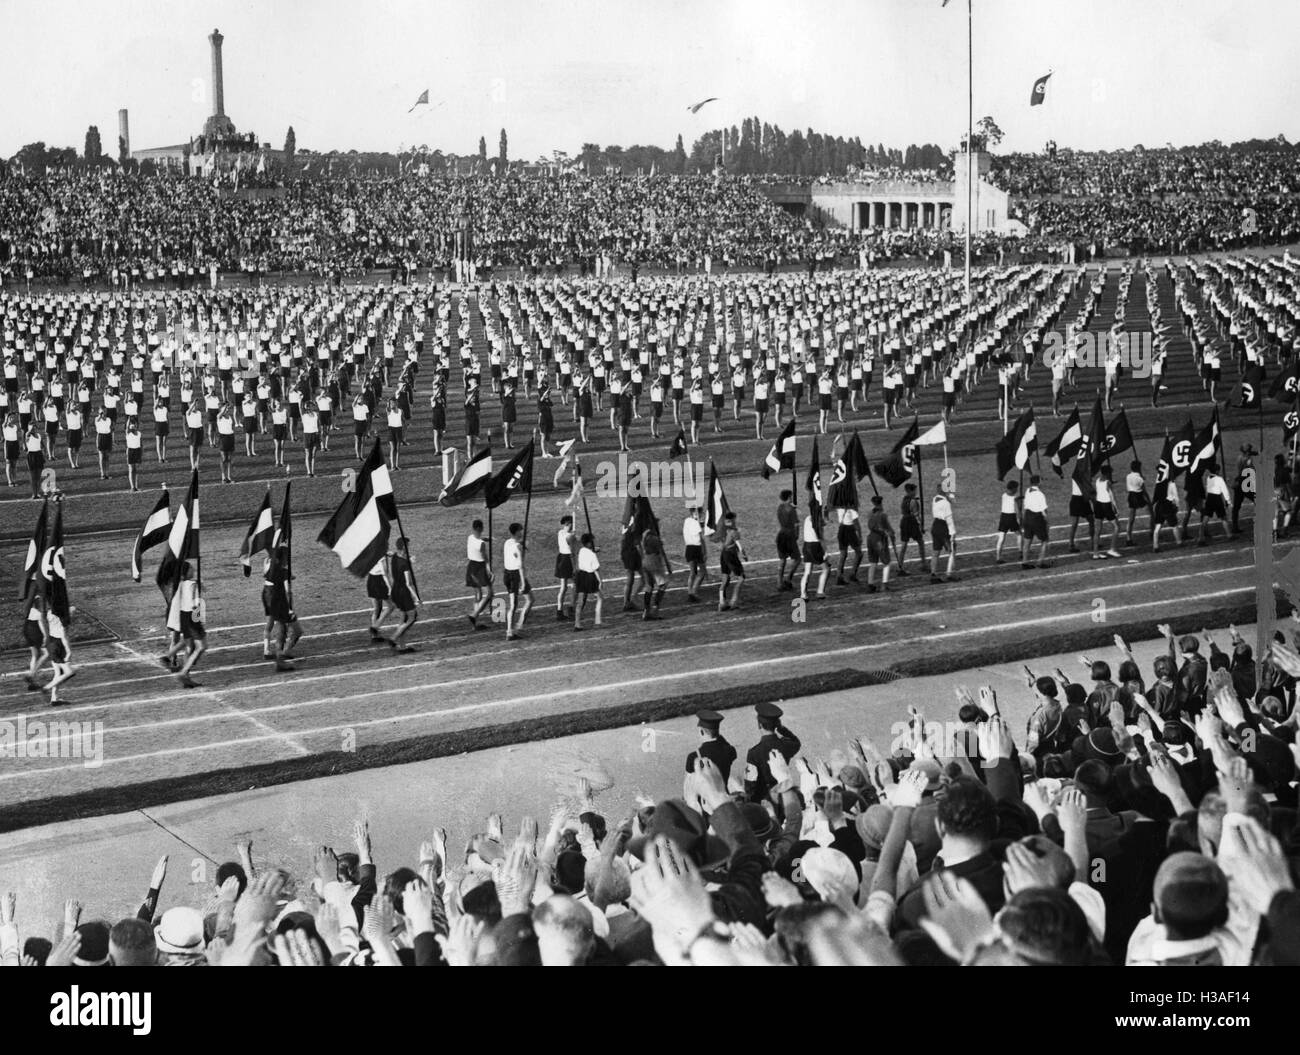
[762, 419, 797, 478]
[995, 408, 1038, 478]
[408, 89, 429, 113]
[1184, 409, 1223, 510]
[157, 471, 199, 596]
[1102, 407, 1135, 460]
[703, 461, 731, 537]
[667, 428, 688, 460]
[39, 501, 70, 628]
[20, 498, 49, 600]
[1030, 72, 1052, 106]
[132, 486, 171, 583]
[273, 482, 293, 550]
[873, 417, 919, 487]
[485, 441, 534, 509]
[1237, 364, 1266, 409]
[439, 445, 493, 506]
[806, 437, 824, 533]
[914, 419, 948, 447]
[1152, 432, 1176, 507]
[1085, 398, 1107, 472]
[826, 431, 868, 509]
[238, 489, 274, 577]
[318, 444, 392, 577]
[1045, 406, 1084, 475]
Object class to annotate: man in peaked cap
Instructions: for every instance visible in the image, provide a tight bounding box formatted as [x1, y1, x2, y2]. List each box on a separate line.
[744, 702, 801, 803]
[686, 709, 736, 781]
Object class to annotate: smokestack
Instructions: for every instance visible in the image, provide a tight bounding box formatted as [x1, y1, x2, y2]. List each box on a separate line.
[118, 109, 130, 158]
[208, 28, 225, 117]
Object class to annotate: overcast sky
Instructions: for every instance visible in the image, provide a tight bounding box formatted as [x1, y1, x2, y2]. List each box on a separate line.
[2, 0, 1296, 160]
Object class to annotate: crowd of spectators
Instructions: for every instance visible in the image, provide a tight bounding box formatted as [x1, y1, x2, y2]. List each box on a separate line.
[2, 625, 1297, 966]
[995, 143, 1300, 254]
[3, 140, 1299, 286]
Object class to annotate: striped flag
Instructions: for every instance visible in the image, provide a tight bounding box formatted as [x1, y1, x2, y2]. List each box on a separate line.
[1184, 408, 1223, 510]
[157, 471, 200, 597]
[704, 462, 731, 537]
[762, 419, 797, 478]
[1045, 406, 1083, 476]
[995, 408, 1038, 478]
[273, 482, 293, 550]
[20, 498, 48, 600]
[439, 445, 493, 506]
[238, 490, 274, 577]
[319, 443, 393, 577]
[132, 487, 171, 583]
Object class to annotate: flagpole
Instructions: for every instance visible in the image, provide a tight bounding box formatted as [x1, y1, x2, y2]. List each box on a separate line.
[522, 450, 534, 559]
[387, 443, 421, 601]
[964, 0, 973, 304]
[916, 446, 927, 542]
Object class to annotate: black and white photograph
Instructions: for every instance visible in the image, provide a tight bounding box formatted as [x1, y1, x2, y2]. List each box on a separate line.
[0, 0, 1297, 1010]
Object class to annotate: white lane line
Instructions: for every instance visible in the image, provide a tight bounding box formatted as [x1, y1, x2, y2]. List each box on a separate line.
[0, 586, 1250, 781]
[3, 560, 1251, 715]
[5, 543, 1256, 681]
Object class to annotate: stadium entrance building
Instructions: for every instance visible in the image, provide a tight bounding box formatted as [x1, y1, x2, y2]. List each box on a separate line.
[760, 150, 1016, 235]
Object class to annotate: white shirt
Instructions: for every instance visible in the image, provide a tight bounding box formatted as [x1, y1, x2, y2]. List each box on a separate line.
[932, 495, 955, 529]
[683, 517, 703, 546]
[503, 538, 523, 571]
[1023, 487, 1048, 514]
[556, 528, 573, 555]
[577, 547, 600, 574]
[467, 535, 487, 562]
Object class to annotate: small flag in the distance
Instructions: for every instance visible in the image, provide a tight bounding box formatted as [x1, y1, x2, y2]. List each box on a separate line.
[668, 429, 688, 460]
[408, 89, 429, 113]
[687, 97, 717, 114]
[1030, 72, 1052, 106]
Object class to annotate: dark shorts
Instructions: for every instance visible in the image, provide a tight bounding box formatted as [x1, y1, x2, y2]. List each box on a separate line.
[504, 568, 531, 595]
[1068, 495, 1093, 519]
[1022, 510, 1049, 541]
[838, 523, 862, 550]
[366, 574, 389, 600]
[555, 553, 574, 579]
[720, 550, 744, 577]
[466, 561, 492, 589]
[997, 512, 1020, 533]
[621, 548, 642, 573]
[684, 544, 704, 565]
[776, 530, 799, 560]
[802, 541, 825, 565]
[1152, 500, 1179, 526]
[867, 533, 890, 562]
[931, 520, 953, 553]
[1092, 500, 1117, 522]
[900, 517, 923, 543]
[1204, 494, 1228, 519]
[575, 569, 600, 594]
[305, 433, 321, 451]
[1127, 491, 1149, 510]
[97, 433, 112, 453]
